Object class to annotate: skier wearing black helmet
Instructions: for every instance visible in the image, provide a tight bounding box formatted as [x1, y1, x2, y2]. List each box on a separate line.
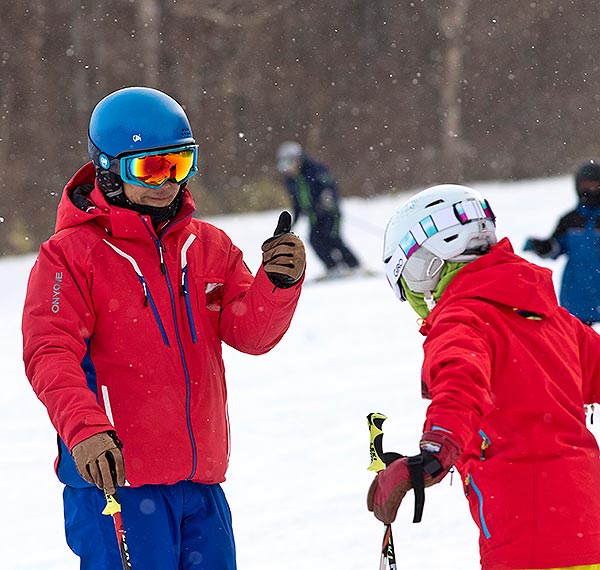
[524, 160, 600, 325]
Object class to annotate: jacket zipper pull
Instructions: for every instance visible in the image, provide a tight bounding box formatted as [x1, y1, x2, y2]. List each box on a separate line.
[181, 271, 187, 296]
[479, 431, 491, 461]
[586, 404, 595, 425]
[464, 473, 471, 497]
[140, 280, 149, 307]
[158, 241, 166, 275]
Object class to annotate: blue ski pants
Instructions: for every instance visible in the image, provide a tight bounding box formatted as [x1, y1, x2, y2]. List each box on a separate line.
[63, 481, 236, 569]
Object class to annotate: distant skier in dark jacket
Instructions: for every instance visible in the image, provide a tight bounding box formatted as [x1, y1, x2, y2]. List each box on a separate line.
[524, 160, 600, 325]
[276, 142, 360, 276]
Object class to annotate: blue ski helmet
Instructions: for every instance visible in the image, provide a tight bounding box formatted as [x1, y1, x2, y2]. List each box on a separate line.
[88, 87, 195, 169]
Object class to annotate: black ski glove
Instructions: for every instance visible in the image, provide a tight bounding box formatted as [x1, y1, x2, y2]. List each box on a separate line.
[523, 237, 555, 257]
[262, 211, 306, 288]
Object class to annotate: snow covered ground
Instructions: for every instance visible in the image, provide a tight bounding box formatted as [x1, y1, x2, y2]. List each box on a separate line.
[3, 176, 597, 569]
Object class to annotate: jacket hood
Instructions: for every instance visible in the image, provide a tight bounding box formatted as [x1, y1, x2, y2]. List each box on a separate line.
[55, 162, 107, 233]
[424, 238, 558, 327]
[55, 162, 195, 237]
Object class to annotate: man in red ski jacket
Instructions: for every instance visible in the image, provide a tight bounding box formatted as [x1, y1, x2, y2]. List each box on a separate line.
[368, 184, 600, 570]
[22, 87, 306, 570]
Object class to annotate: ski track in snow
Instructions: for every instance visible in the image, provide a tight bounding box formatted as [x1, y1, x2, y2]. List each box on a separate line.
[3, 176, 598, 569]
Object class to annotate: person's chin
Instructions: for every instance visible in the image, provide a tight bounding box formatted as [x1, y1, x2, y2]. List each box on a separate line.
[144, 197, 174, 207]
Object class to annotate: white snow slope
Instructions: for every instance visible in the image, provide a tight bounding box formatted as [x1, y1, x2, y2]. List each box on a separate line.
[3, 176, 598, 569]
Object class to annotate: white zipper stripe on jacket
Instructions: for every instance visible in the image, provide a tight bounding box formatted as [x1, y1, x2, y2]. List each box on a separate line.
[101, 385, 115, 425]
[101, 384, 131, 486]
[180, 234, 197, 287]
[102, 239, 149, 298]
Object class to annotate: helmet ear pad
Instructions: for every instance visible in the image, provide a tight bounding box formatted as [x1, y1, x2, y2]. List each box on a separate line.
[402, 221, 497, 293]
[95, 168, 124, 201]
[400, 220, 496, 296]
[402, 248, 445, 294]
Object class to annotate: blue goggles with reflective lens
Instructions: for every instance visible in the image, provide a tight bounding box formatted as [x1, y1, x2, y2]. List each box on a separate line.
[119, 145, 199, 189]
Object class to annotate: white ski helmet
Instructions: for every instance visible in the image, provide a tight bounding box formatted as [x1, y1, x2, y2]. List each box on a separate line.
[383, 184, 497, 302]
[276, 141, 303, 173]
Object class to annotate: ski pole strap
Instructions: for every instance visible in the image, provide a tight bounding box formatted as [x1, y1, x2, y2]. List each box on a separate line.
[406, 451, 443, 523]
[407, 455, 426, 523]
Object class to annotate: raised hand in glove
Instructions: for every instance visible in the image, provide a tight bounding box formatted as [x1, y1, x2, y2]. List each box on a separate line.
[71, 430, 125, 495]
[367, 430, 461, 524]
[523, 237, 557, 258]
[262, 211, 306, 288]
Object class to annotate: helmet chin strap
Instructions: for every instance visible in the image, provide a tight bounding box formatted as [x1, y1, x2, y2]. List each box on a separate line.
[423, 257, 444, 311]
[424, 291, 437, 311]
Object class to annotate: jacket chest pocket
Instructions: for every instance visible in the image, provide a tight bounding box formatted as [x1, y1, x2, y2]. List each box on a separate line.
[181, 274, 223, 343]
[179, 234, 224, 343]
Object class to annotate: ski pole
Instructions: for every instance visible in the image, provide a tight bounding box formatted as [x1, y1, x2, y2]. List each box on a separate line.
[367, 412, 402, 570]
[102, 488, 133, 569]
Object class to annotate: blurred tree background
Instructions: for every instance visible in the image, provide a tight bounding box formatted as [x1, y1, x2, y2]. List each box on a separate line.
[1, 0, 600, 254]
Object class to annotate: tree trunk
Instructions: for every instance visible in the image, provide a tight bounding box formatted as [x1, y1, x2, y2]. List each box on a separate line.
[439, 0, 471, 181]
[136, 0, 162, 86]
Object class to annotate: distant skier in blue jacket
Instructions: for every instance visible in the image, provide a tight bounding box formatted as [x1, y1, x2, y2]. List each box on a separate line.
[524, 160, 600, 325]
[276, 142, 361, 276]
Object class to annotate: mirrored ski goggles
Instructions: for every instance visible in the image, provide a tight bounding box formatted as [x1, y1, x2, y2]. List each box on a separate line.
[119, 145, 199, 188]
[384, 198, 495, 300]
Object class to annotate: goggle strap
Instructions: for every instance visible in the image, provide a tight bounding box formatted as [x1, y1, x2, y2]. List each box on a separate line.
[385, 246, 409, 300]
[89, 139, 120, 175]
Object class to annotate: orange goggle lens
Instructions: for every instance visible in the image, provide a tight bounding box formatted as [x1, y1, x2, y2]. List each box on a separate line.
[126, 148, 197, 187]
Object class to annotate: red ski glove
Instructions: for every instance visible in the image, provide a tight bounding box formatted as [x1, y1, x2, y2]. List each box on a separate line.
[367, 430, 461, 524]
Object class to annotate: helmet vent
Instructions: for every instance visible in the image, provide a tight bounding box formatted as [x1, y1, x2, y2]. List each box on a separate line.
[444, 234, 459, 243]
[425, 199, 444, 208]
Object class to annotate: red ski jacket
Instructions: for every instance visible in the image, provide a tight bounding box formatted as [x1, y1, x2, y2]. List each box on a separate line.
[419, 238, 600, 570]
[22, 162, 302, 488]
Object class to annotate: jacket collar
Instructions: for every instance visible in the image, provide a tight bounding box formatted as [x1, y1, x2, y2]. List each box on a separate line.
[56, 162, 196, 240]
[419, 238, 558, 335]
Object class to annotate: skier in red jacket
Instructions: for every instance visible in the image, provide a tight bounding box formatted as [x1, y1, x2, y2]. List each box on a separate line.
[22, 87, 306, 570]
[368, 184, 600, 570]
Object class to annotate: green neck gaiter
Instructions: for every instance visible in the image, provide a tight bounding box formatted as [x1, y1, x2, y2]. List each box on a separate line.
[402, 261, 468, 318]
